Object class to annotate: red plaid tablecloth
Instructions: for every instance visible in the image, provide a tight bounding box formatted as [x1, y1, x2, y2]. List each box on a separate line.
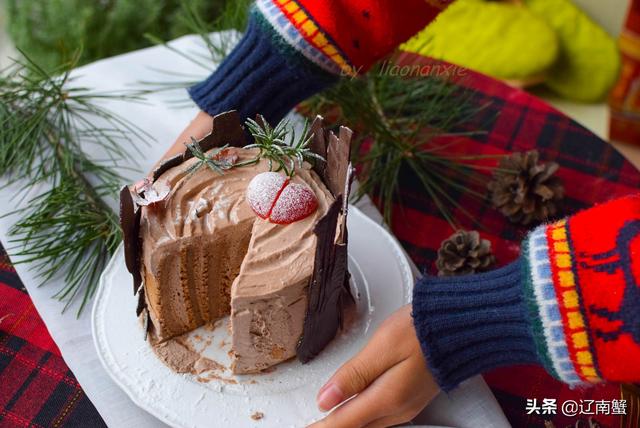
[1, 53, 639, 427]
[0, 249, 105, 427]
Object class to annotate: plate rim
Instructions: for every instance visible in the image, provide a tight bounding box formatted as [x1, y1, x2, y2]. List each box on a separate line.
[91, 204, 414, 427]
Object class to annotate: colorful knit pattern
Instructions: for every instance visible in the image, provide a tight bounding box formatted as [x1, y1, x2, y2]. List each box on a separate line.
[256, 0, 353, 75]
[191, 0, 450, 122]
[255, 0, 451, 75]
[522, 195, 640, 385]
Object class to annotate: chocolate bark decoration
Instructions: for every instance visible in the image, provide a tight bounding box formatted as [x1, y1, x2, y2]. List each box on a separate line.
[325, 127, 353, 198]
[297, 119, 354, 363]
[142, 308, 151, 341]
[296, 199, 350, 363]
[150, 110, 245, 184]
[194, 110, 246, 154]
[136, 285, 146, 317]
[152, 154, 183, 183]
[309, 115, 327, 178]
[119, 185, 142, 295]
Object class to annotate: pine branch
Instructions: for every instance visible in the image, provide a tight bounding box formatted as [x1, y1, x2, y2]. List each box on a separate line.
[0, 50, 149, 314]
[302, 66, 499, 227]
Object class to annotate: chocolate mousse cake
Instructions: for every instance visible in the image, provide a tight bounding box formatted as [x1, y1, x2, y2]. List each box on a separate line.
[119, 111, 354, 374]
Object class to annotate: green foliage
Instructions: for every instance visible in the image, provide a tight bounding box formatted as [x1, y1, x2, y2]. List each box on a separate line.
[245, 116, 323, 177]
[5, 0, 247, 72]
[185, 140, 235, 175]
[0, 51, 148, 314]
[304, 67, 497, 226]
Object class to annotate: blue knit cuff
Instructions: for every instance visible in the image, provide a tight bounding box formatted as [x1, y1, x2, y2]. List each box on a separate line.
[188, 9, 338, 125]
[411, 260, 541, 392]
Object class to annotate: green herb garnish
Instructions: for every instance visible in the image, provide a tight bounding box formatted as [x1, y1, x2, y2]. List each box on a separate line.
[244, 116, 324, 177]
[185, 139, 235, 175]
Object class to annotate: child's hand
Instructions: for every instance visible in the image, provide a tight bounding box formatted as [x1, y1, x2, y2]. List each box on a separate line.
[309, 305, 439, 428]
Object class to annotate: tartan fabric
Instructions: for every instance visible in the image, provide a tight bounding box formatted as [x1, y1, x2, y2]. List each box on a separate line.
[0, 247, 105, 428]
[391, 53, 640, 428]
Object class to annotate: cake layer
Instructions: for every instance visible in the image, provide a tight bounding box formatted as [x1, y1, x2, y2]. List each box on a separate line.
[139, 147, 334, 372]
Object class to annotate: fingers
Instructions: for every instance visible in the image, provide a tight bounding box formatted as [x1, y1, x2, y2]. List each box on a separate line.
[311, 360, 407, 428]
[317, 325, 403, 411]
[309, 306, 440, 428]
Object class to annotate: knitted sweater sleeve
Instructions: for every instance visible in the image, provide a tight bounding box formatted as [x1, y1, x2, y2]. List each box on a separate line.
[188, 0, 451, 124]
[412, 194, 640, 391]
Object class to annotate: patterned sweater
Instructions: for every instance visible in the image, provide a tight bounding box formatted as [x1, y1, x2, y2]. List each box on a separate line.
[414, 195, 640, 391]
[189, 0, 451, 124]
[188, 1, 640, 391]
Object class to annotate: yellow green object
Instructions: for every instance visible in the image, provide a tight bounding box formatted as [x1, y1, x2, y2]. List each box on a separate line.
[401, 0, 559, 83]
[523, 0, 620, 102]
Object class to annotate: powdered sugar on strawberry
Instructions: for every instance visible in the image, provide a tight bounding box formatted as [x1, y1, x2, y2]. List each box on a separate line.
[269, 182, 318, 224]
[245, 172, 318, 224]
[246, 172, 287, 219]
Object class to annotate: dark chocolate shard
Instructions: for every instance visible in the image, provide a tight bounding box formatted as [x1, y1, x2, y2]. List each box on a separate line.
[152, 154, 183, 183]
[196, 110, 247, 153]
[325, 126, 353, 198]
[297, 198, 349, 363]
[337, 163, 354, 246]
[142, 308, 151, 341]
[309, 115, 327, 178]
[297, 119, 355, 363]
[136, 285, 146, 317]
[119, 185, 142, 294]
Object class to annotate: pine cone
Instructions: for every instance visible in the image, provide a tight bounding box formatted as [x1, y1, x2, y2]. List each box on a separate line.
[436, 230, 495, 276]
[488, 150, 564, 225]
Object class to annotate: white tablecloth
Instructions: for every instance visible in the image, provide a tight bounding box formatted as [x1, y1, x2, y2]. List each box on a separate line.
[0, 33, 510, 428]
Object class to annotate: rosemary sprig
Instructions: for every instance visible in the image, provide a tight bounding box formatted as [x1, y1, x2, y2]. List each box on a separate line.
[0, 50, 149, 314]
[185, 139, 235, 175]
[244, 116, 324, 177]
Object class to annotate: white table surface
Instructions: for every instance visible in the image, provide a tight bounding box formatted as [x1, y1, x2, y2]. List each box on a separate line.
[0, 34, 509, 427]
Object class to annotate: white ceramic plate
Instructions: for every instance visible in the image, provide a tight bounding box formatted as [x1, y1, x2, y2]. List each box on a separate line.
[92, 205, 414, 428]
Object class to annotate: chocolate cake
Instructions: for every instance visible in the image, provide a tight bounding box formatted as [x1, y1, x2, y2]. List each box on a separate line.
[119, 111, 353, 374]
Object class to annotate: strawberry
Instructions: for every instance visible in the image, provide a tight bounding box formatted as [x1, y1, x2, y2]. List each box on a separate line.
[246, 172, 287, 219]
[245, 172, 318, 224]
[269, 182, 318, 224]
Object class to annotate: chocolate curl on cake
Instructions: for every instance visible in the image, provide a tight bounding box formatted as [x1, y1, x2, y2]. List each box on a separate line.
[297, 117, 355, 363]
[120, 185, 150, 338]
[119, 185, 142, 295]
